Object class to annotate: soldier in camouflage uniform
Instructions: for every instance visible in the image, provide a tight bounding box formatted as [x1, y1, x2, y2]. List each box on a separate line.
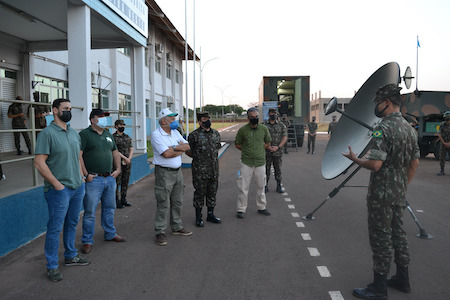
[186, 111, 222, 227]
[113, 119, 133, 208]
[7, 96, 32, 155]
[343, 84, 420, 300]
[306, 116, 318, 154]
[328, 116, 338, 137]
[264, 108, 287, 193]
[28, 92, 50, 138]
[281, 114, 291, 154]
[436, 111, 450, 176]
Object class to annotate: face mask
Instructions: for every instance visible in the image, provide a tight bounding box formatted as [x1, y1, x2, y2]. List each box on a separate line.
[59, 110, 72, 123]
[269, 115, 277, 121]
[374, 102, 389, 118]
[169, 120, 179, 130]
[97, 117, 108, 128]
[202, 119, 211, 128]
[117, 127, 125, 132]
[249, 117, 259, 125]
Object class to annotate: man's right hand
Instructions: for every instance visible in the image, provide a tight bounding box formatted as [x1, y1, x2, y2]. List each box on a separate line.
[54, 182, 65, 191]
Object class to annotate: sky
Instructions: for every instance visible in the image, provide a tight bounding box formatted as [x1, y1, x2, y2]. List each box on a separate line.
[155, 0, 450, 109]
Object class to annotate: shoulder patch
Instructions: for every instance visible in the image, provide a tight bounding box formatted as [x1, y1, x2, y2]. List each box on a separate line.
[372, 130, 382, 138]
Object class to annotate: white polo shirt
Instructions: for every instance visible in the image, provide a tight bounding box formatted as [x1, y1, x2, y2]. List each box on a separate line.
[151, 126, 188, 168]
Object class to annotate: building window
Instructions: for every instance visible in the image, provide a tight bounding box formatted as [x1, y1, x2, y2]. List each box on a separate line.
[155, 101, 162, 117]
[145, 48, 149, 67]
[119, 94, 132, 116]
[343, 103, 349, 110]
[33, 75, 69, 106]
[91, 89, 109, 109]
[175, 69, 179, 84]
[155, 56, 161, 74]
[166, 63, 171, 79]
[0, 68, 17, 79]
[118, 48, 131, 56]
[145, 99, 150, 118]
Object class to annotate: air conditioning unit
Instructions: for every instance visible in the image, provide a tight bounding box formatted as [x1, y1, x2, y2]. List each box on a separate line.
[166, 52, 172, 65]
[91, 72, 97, 86]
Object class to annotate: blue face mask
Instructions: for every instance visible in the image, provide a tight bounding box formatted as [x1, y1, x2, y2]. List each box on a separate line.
[97, 117, 108, 128]
[170, 120, 179, 130]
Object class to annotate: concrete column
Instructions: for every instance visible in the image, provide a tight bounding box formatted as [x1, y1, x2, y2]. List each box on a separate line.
[132, 46, 147, 153]
[67, 3, 91, 130]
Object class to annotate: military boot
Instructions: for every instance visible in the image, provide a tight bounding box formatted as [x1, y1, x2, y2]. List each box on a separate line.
[116, 196, 124, 209]
[437, 169, 445, 176]
[276, 181, 285, 193]
[353, 272, 387, 300]
[121, 196, 132, 207]
[387, 265, 411, 293]
[195, 207, 204, 227]
[206, 207, 222, 224]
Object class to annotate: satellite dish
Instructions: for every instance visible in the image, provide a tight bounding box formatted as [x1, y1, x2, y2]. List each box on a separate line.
[321, 62, 401, 180]
[402, 66, 413, 89]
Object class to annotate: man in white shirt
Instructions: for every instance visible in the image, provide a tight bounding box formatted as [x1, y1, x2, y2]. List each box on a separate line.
[151, 108, 192, 246]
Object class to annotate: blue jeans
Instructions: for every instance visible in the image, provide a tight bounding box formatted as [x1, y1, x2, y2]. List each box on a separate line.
[44, 183, 85, 270]
[82, 176, 117, 244]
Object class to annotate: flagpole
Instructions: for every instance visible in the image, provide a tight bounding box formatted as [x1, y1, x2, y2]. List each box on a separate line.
[416, 35, 419, 91]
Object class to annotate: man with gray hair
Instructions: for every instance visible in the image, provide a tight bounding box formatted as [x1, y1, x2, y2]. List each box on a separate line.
[151, 108, 192, 246]
[235, 107, 272, 219]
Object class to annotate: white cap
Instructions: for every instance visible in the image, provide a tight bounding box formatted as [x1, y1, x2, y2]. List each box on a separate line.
[158, 108, 178, 119]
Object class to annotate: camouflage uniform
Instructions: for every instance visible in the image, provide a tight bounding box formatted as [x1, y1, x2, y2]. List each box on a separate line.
[281, 117, 291, 152]
[28, 104, 49, 138]
[188, 126, 221, 208]
[7, 102, 31, 153]
[328, 120, 338, 136]
[437, 121, 450, 171]
[264, 120, 287, 183]
[113, 132, 133, 202]
[366, 112, 420, 275]
[307, 121, 318, 153]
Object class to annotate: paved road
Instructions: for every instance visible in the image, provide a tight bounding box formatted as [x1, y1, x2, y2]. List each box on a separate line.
[1, 125, 449, 300]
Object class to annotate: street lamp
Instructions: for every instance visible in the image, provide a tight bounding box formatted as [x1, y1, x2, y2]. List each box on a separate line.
[199, 56, 218, 109]
[225, 95, 237, 123]
[216, 85, 230, 127]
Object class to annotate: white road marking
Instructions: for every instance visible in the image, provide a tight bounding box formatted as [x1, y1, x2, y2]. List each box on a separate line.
[308, 247, 320, 256]
[416, 209, 424, 213]
[317, 266, 331, 277]
[296, 222, 305, 228]
[291, 212, 300, 218]
[301, 233, 311, 240]
[285, 198, 292, 202]
[282, 192, 288, 196]
[288, 204, 295, 209]
[329, 291, 344, 300]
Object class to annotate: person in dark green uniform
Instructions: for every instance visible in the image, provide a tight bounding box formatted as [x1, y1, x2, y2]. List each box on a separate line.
[8, 96, 32, 155]
[113, 119, 133, 208]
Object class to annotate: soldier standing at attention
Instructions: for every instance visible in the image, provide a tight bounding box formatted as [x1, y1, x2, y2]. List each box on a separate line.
[8, 96, 32, 155]
[28, 92, 49, 138]
[436, 111, 450, 176]
[186, 111, 222, 227]
[113, 119, 133, 208]
[328, 115, 338, 137]
[306, 116, 318, 154]
[264, 108, 287, 193]
[343, 84, 419, 300]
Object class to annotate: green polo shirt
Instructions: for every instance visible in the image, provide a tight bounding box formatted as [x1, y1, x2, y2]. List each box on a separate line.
[235, 123, 271, 167]
[79, 126, 117, 174]
[35, 121, 83, 192]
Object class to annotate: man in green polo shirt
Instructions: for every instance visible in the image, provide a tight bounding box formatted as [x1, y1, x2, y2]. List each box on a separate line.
[35, 98, 89, 282]
[235, 107, 272, 218]
[79, 108, 125, 255]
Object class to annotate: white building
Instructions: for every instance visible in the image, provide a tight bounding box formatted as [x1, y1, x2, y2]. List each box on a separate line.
[310, 91, 352, 123]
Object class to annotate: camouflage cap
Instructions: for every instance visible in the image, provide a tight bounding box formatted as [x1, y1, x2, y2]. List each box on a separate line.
[115, 119, 125, 126]
[444, 111, 450, 118]
[197, 111, 210, 121]
[268, 108, 277, 114]
[374, 84, 402, 104]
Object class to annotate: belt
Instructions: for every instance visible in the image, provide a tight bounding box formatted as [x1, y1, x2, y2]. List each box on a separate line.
[156, 165, 180, 172]
[90, 172, 111, 177]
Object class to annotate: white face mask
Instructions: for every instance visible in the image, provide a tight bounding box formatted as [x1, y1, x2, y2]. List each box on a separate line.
[97, 117, 108, 128]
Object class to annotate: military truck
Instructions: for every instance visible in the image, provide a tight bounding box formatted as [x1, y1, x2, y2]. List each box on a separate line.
[400, 90, 450, 159]
[258, 76, 310, 147]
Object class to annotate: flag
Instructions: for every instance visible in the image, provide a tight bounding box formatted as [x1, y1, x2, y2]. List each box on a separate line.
[417, 36, 420, 48]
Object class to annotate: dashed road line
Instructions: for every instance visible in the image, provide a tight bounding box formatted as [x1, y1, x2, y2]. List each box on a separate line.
[308, 247, 320, 257]
[287, 204, 295, 209]
[295, 221, 305, 228]
[317, 266, 331, 277]
[284, 197, 291, 202]
[301, 233, 311, 240]
[291, 212, 300, 218]
[329, 291, 344, 300]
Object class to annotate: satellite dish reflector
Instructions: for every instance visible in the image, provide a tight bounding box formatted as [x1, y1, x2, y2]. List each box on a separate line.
[321, 62, 401, 180]
[403, 66, 413, 89]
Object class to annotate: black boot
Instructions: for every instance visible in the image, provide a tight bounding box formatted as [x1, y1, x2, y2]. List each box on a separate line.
[284, 148, 288, 154]
[121, 196, 132, 207]
[437, 168, 445, 176]
[387, 265, 410, 293]
[206, 207, 222, 224]
[116, 196, 124, 209]
[353, 272, 387, 300]
[276, 181, 285, 193]
[195, 207, 204, 227]
[17, 150, 22, 156]
[265, 185, 269, 193]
